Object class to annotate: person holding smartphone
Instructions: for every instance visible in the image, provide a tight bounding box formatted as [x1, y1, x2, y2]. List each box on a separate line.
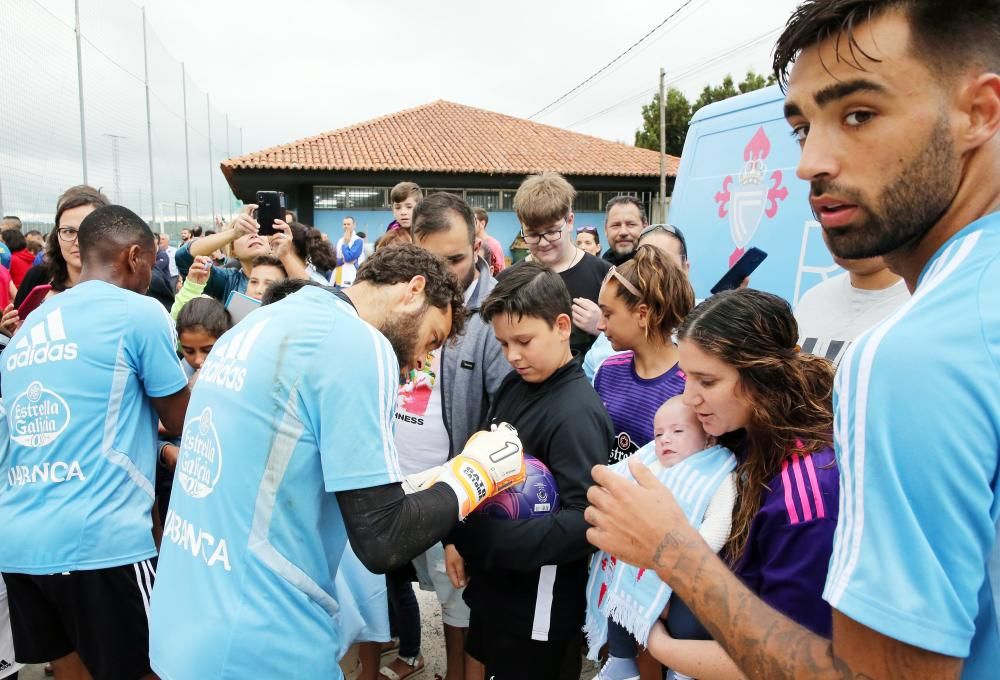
[173, 205, 309, 303]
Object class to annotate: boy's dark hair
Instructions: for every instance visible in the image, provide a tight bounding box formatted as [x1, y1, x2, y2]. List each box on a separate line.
[604, 195, 647, 224]
[773, 0, 1000, 87]
[472, 207, 488, 225]
[390, 182, 423, 204]
[250, 254, 287, 275]
[480, 261, 572, 327]
[176, 296, 233, 339]
[260, 279, 324, 306]
[2, 229, 26, 252]
[356, 243, 466, 339]
[412, 192, 475, 246]
[78, 205, 155, 259]
[47, 185, 111, 291]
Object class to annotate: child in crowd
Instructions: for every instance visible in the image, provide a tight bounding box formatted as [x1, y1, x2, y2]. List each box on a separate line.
[246, 255, 288, 301]
[448, 262, 614, 680]
[586, 396, 737, 680]
[156, 297, 233, 521]
[387, 181, 422, 232]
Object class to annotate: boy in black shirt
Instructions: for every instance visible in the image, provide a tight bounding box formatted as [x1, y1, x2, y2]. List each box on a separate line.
[499, 172, 611, 356]
[447, 262, 614, 680]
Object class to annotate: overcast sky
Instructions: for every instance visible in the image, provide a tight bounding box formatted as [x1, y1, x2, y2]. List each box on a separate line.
[140, 0, 803, 154]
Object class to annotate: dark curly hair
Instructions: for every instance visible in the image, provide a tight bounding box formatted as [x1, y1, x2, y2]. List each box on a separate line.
[355, 243, 466, 340]
[677, 288, 834, 562]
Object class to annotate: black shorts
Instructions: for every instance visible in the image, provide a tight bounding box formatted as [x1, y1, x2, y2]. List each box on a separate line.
[466, 606, 571, 680]
[2, 558, 156, 680]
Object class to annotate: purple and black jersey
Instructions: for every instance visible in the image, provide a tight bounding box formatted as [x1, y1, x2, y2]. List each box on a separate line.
[593, 352, 686, 464]
[733, 446, 839, 637]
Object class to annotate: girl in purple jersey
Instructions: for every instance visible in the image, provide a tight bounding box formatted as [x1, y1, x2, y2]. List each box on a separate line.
[639, 289, 839, 680]
[594, 245, 695, 465]
[592, 245, 694, 680]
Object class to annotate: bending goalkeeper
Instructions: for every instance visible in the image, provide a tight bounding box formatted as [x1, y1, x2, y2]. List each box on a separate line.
[147, 245, 526, 680]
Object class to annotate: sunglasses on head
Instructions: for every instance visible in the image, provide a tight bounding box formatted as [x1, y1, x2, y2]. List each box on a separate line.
[639, 223, 687, 260]
[576, 226, 598, 235]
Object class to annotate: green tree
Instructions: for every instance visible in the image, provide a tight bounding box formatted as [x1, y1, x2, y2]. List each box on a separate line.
[634, 87, 691, 157]
[635, 70, 777, 155]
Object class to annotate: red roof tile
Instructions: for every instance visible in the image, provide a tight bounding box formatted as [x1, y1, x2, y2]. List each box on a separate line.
[223, 100, 677, 178]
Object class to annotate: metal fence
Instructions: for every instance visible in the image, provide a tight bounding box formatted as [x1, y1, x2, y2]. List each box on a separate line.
[0, 0, 242, 236]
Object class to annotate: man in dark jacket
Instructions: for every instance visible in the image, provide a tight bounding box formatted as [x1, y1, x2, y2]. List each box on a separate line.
[601, 195, 647, 266]
[384, 192, 512, 680]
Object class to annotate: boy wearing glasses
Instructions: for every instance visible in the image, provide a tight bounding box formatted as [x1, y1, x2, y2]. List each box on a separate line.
[500, 172, 611, 356]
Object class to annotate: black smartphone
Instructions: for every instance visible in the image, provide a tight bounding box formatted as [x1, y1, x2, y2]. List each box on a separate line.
[255, 190, 285, 236]
[710, 247, 768, 294]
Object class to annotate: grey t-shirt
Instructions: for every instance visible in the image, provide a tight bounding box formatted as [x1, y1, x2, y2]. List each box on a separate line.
[795, 272, 910, 366]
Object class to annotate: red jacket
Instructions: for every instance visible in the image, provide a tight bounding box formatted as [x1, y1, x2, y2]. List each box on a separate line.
[10, 249, 36, 287]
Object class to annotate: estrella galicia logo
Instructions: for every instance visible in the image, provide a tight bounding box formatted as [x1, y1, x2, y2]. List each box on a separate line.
[10, 380, 71, 447]
[178, 407, 223, 499]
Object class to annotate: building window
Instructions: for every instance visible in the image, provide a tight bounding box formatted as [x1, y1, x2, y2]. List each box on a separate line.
[315, 186, 387, 209]
[465, 190, 502, 211]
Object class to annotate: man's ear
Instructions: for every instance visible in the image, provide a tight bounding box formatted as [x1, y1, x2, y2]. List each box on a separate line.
[958, 72, 1000, 153]
[405, 274, 427, 302]
[127, 244, 143, 273]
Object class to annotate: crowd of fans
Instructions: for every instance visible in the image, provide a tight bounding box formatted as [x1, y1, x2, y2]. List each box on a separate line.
[0, 1, 998, 680]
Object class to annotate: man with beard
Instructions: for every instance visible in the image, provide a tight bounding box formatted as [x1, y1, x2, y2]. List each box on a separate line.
[601, 196, 647, 267]
[148, 244, 527, 679]
[585, 1, 1000, 678]
[378, 193, 512, 680]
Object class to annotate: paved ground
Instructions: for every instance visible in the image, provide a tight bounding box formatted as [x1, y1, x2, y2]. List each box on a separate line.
[14, 589, 601, 679]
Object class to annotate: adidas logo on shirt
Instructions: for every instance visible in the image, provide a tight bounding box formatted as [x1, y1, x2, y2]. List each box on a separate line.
[5, 308, 78, 371]
[198, 319, 269, 392]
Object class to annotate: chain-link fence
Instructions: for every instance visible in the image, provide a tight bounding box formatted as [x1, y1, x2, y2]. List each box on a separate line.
[0, 0, 242, 237]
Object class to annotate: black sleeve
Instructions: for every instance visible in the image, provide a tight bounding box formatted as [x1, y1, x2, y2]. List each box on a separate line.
[336, 482, 459, 574]
[13, 265, 49, 308]
[450, 402, 613, 571]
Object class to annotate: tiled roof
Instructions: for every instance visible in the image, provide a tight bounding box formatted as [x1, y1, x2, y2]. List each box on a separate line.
[222, 100, 677, 178]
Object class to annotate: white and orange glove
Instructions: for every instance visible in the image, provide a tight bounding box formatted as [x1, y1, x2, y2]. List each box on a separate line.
[402, 422, 525, 519]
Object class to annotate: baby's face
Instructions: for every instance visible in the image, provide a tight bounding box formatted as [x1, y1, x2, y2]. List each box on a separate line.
[653, 401, 708, 467]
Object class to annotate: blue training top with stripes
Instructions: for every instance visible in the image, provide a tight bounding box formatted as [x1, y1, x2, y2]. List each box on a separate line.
[149, 285, 402, 680]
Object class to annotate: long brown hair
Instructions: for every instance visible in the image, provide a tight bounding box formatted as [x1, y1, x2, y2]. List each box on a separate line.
[609, 244, 694, 345]
[677, 289, 834, 561]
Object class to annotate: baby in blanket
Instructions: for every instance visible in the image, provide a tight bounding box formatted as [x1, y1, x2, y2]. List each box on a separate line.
[586, 397, 737, 680]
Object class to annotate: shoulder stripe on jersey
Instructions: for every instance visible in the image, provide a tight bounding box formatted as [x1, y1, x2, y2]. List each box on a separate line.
[248, 381, 341, 617]
[826, 231, 981, 606]
[102, 339, 155, 499]
[803, 454, 826, 519]
[604, 353, 633, 367]
[790, 453, 814, 521]
[780, 459, 801, 524]
[364, 323, 403, 482]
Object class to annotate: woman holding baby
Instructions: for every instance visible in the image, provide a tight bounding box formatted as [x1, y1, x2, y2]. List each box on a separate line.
[588, 288, 839, 680]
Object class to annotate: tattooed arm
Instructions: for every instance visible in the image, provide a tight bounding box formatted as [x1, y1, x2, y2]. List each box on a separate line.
[584, 459, 963, 680]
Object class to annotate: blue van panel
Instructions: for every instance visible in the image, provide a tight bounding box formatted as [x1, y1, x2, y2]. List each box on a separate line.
[670, 85, 840, 303]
